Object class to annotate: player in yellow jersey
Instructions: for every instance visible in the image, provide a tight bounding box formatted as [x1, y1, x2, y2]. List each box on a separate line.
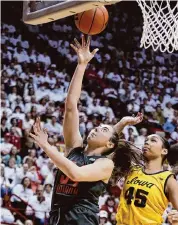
[116, 135, 178, 225]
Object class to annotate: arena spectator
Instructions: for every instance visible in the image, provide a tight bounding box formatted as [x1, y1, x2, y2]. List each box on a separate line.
[4, 157, 17, 189]
[43, 183, 53, 202]
[44, 115, 63, 137]
[26, 185, 50, 225]
[0, 197, 15, 223]
[101, 197, 117, 217]
[24, 220, 34, 225]
[1, 164, 12, 198]
[134, 128, 148, 148]
[2, 145, 22, 166]
[99, 210, 112, 225]
[11, 177, 34, 210]
[0, 133, 14, 155]
[40, 159, 54, 180]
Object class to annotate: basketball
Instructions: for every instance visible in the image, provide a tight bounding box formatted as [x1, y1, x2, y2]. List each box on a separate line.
[74, 6, 109, 35]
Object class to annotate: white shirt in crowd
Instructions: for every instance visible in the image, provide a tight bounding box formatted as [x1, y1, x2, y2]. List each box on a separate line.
[44, 122, 63, 135]
[0, 142, 14, 155]
[163, 107, 174, 119]
[44, 173, 55, 186]
[171, 131, 178, 142]
[43, 190, 53, 202]
[103, 88, 118, 99]
[8, 93, 18, 103]
[36, 156, 49, 168]
[134, 135, 146, 148]
[100, 106, 115, 120]
[16, 167, 39, 184]
[0, 207, 15, 223]
[26, 195, 50, 220]
[1, 173, 16, 189]
[107, 72, 122, 83]
[23, 118, 34, 130]
[87, 103, 102, 115]
[40, 164, 53, 179]
[37, 54, 51, 69]
[11, 184, 34, 202]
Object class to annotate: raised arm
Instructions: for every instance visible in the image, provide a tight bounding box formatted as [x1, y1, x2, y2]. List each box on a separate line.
[64, 35, 98, 154]
[113, 112, 143, 135]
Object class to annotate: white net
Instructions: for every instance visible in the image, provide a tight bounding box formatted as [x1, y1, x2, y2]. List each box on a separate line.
[136, 0, 178, 53]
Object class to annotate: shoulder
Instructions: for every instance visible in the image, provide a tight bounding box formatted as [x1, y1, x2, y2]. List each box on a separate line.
[28, 188, 34, 194]
[65, 146, 84, 157]
[29, 195, 37, 202]
[13, 184, 22, 190]
[165, 173, 177, 193]
[95, 158, 114, 169]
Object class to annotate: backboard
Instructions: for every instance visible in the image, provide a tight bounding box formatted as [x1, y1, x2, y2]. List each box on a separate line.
[23, 1, 121, 25]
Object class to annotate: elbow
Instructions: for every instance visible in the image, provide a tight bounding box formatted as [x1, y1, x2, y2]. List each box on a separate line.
[65, 98, 77, 111]
[68, 170, 83, 182]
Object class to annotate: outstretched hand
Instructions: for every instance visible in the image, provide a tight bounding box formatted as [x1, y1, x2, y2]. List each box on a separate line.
[70, 35, 99, 65]
[121, 112, 144, 126]
[29, 117, 48, 148]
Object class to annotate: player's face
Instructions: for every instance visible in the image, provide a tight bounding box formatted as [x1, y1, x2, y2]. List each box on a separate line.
[142, 134, 168, 160]
[87, 124, 114, 148]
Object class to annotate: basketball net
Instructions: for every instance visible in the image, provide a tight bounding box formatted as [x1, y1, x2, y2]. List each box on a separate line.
[136, 0, 178, 53]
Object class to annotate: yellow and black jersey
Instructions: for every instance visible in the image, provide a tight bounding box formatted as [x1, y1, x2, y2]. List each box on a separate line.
[116, 165, 174, 225]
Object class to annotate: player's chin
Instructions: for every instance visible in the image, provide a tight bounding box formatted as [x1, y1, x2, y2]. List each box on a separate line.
[87, 136, 93, 143]
[87, 135, 92, 140]
[87, 136, 99, 146]
[143, 151, 154, 160]
[142, 150, 150, 157]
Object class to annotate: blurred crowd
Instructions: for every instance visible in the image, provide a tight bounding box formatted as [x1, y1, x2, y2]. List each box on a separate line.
[1, 2, 178, 225]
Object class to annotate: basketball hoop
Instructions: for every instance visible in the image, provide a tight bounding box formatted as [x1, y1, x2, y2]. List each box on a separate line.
[136, 0, 178, 53]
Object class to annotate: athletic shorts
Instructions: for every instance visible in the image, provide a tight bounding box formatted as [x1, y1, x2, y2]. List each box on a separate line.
[49, 207, 99, 225]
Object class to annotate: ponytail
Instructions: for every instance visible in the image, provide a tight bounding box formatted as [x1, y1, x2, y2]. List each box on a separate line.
[110, 139, 144, 185]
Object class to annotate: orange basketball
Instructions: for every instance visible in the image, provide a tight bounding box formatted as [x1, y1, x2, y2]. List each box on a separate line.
[74, 6, 109, 35]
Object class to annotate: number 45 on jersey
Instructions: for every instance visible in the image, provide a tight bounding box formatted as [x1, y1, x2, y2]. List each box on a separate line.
[125, 187, 149, 208]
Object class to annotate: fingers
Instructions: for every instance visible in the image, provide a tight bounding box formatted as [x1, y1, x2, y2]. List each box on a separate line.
[33, 124, 38, 135]
[74, 38, 81, 48]
[139, 113, 144, 121]
[86, 36, 91, 48]
[71, 35, 92, 51]
[36, 117, 41, 132]
[136, 112, 141, 117]
[43, 128, 48, 135]
[91, 48, 99, 56]
[70, 44, 78, 52]
[81, 34, 86, 48]
[29, 133, 36, 139]
[38, 117, 42, 130]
